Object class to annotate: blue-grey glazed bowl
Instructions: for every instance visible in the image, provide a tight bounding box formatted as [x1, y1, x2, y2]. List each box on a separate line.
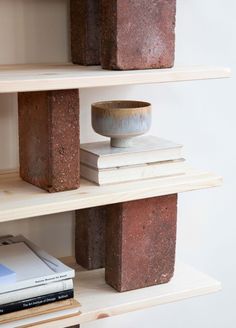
[92, 100, 152, 147]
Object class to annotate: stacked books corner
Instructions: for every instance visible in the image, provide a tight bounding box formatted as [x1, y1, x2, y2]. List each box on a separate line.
[0, 235, 80, 327]
[80, 135, 188, 185]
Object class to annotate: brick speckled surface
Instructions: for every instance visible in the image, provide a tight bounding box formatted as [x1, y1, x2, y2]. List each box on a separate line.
[105, 195, 178, 292]
[75, 206, 106, 270]
[71, 0, 101, 65]
[101, 0, 176, 70]
[18, 90, 80, 193]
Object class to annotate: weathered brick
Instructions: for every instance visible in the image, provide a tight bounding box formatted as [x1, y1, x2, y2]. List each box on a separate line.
[18, 90, 80, 193]
[75, 206, 106, 269]
[101, 0, 176, 70]
[105, 195, 177, 292]
[70, 0, 101, 65]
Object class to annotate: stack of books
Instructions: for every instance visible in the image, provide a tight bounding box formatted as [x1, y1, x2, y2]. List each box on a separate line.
[80, 136, 187, 185]
[0, 235, 80, 327]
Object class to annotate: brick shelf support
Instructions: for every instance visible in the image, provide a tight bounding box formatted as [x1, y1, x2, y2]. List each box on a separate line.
[75, 195, 178, 293]
[105, 195, 178, 292]
[18, 89, 80, 193]
[75, 206, 106, 270]
[101, 0, 176, 70]
[70, 0, 101, 65]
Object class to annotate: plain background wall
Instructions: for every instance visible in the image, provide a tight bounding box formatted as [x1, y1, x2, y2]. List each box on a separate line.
[0, 0, 235, 327]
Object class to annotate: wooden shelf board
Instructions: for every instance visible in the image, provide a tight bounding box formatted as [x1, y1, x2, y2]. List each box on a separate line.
[22, 260, 221, 328]
[0, 168, 222, 222]
[0, 64, 230, 93]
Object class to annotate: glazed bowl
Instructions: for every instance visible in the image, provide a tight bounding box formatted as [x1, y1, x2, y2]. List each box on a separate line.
[92, 100, 152, 147]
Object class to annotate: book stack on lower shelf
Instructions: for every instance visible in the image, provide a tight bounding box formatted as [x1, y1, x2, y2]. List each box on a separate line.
[0, 235, 80, 328]
[81, 136, 187, 185]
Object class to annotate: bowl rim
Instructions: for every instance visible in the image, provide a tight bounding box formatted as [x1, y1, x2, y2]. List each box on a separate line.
[91, 100, 151, 110]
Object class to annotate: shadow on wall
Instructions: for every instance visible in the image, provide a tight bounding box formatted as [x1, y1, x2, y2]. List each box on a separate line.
[0, 94, 18, 170]
[0, 0, 69, 64]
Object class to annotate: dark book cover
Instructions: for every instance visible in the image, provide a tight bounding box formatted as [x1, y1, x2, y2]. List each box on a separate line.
[0, 289, 74, 315]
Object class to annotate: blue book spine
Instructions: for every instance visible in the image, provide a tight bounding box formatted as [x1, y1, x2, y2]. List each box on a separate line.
[0, 289, 74, 315]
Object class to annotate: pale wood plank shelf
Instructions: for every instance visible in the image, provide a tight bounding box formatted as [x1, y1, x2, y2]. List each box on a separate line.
[0, 64, 230, 93]
[21, 259, 221, 328]
[0, 168, 222, 222]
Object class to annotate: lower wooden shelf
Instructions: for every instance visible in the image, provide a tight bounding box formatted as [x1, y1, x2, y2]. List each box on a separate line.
[25, 259, 221, 328]
[0, 168, 222, 222]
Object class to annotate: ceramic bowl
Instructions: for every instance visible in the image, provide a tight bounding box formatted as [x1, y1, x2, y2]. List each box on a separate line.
[92, 100, 152, 147]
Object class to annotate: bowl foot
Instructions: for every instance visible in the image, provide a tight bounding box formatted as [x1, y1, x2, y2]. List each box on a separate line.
[110, 137, 134, 148]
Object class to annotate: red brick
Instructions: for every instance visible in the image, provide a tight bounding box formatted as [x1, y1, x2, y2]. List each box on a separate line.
[70, 0, 101, 65]
[101, 0, 176, 70]
[105, 195, 177, 292]
[18, 90, 80, 193]
[75, 206, 106, 269]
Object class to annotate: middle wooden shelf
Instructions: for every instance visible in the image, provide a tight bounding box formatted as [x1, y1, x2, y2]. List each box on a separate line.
[0, 168, 222, 223]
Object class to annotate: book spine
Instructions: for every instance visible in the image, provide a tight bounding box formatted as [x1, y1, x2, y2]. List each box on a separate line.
[0, 279, 73, 305]
[0, 290, 74, 315]
[0, 270, 74, 294]
[96, 159, 186, 185]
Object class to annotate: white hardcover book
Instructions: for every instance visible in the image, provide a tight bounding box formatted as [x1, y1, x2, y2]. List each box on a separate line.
[80, 136, 183, 169]
[0, 236, 75, 294]
[81, 159, 188, 185]
[0, 279, 73, 305]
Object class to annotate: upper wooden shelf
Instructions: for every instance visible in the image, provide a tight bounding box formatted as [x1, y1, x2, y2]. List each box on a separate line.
[0, 168, 222, 222]
[0, 64, 230, 93]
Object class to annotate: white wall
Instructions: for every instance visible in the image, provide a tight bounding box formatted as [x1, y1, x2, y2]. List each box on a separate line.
[0, 0, 235, 327]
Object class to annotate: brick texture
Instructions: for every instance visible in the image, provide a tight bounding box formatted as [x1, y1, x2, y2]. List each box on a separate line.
[70, 0, 101, 65]
[18, 90, 80, 193]
[105, 195, 178, 292]
[75, 206, 106, 270]
[101, 0, 176, 70]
